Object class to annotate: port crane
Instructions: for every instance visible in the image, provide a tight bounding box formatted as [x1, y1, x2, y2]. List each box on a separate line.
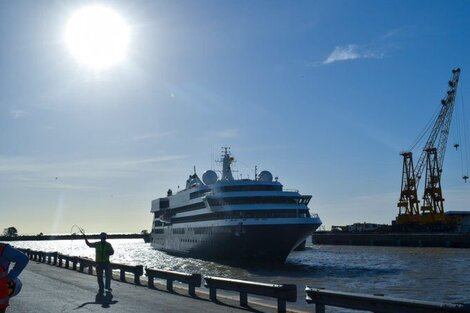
[396, 68, 463, 227]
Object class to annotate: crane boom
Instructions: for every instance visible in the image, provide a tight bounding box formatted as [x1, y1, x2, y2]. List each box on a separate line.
[413, 68, 461, 187]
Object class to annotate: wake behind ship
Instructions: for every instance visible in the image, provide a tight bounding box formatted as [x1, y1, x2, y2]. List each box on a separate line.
[150, 148, 322, 263]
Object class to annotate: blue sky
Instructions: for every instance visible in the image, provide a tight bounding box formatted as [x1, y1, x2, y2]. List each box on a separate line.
[1, 0, 469, 234]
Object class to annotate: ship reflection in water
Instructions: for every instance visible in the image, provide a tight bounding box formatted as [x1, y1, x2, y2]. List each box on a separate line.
[10, 239, 470, 311]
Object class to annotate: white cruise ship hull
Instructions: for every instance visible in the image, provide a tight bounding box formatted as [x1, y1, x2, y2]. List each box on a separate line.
[151, 217, 321, 263]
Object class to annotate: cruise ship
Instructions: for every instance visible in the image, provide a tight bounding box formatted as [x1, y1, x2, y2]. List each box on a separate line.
[150, 148, 322, 263]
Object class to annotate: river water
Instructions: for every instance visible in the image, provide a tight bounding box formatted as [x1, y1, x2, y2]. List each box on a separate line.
[7, 239, 470, 311]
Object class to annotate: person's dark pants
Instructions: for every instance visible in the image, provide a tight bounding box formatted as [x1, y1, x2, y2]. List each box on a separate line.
[96, 263, 112, 291]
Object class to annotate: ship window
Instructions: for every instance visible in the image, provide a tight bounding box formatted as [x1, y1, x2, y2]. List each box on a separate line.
[190, 188, 210, 199]
[153, 229, 164, 234]
[170, 209, 310, 224]
[172, 228, 185, 234]
[207, 196, 298, 206]
[170, 201, 206, 213]
[160, 198, 169, 209]
[219, 185, 282, 192]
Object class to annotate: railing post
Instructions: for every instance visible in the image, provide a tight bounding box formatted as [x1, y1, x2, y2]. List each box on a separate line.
[240, 292, 248, 307]
[188, 284, 196, 297]
[167, 280, 173, 292]
[88, 264, 93, 275]
[315, 304, 325, 313]
[277, 298, 286, 313]
[58, 255, 63, 267]
[72, 257, 77, 271]
[134, 265, 143, 285]
[148, 276, 155, 289]
[52, 252, 58, 266]
[209, 287, 217, 301]
[120, 269, 126, 282]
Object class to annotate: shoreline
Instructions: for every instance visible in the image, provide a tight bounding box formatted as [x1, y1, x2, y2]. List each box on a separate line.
[0, 233, 150, 242]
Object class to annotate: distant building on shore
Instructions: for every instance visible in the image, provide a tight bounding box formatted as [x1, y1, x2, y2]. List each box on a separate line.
[331, 223, 390, 233]
[445, 211, 470, 232]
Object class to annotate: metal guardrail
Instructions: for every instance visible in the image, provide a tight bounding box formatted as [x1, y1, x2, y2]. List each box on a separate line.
[57, 254, 79, 270]
[204, 276, 297, 313]
[305, 287, 470, 313]
[77, 257, 95, 275]
[146, 268, 201, 296]
[111, 263, 144, 285]
[19, 248, 144, 285]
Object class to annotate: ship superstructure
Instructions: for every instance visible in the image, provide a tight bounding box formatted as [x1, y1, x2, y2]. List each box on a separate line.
[150, 148, 322, 263]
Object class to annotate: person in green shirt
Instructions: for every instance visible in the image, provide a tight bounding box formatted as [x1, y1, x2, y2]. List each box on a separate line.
[83, 232, 114, 293]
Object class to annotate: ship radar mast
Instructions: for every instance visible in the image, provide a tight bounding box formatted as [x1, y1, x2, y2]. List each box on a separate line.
[220, 147, 235, 181]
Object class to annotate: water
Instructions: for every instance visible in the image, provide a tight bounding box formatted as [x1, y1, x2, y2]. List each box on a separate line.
[8, 239, 470, 311]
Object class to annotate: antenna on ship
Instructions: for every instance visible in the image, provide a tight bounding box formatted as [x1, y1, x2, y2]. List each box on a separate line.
[255, 165, 258, 181]
[219, 146, 235, 181]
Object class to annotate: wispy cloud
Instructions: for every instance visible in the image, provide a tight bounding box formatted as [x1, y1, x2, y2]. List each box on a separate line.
[215, 129, 239, 139]
[380, 26, 409, 39]
[10, 109, 29, 119]
[322, 44, 383, 65]
[130, 131, 176, 142]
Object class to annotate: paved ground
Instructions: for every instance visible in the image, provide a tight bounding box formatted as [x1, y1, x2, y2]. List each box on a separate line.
[8, 261, 277, 313]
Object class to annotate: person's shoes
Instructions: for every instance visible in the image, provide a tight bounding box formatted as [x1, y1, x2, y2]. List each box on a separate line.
[98, 289, 104, 294]
[106, 287, 112, 291]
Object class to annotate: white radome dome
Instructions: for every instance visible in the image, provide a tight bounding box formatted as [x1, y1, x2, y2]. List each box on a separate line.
[202, 170, 218, 185]
[258, 170, 273, 182]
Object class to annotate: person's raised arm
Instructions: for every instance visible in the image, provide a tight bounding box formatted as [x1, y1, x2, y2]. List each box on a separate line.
[83, 233, 95, 247]
[4, 245, 29, 279]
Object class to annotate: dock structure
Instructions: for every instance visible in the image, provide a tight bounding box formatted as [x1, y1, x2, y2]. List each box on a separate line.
[312, 232, 470, 248]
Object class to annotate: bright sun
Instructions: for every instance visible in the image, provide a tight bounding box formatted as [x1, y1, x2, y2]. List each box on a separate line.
[65, 5, 130, 69]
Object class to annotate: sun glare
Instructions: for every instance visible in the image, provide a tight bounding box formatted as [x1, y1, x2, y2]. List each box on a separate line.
[65, 5, 130, 70]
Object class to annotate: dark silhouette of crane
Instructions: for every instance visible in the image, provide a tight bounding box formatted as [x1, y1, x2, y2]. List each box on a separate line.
[396, 68, 461, 227]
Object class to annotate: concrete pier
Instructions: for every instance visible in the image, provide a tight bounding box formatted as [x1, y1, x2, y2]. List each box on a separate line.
[312, 232, 470, 248]
[8, 261, 279, 313]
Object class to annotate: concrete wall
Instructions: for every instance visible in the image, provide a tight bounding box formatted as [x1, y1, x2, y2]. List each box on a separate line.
[312, 232, 470, 248]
